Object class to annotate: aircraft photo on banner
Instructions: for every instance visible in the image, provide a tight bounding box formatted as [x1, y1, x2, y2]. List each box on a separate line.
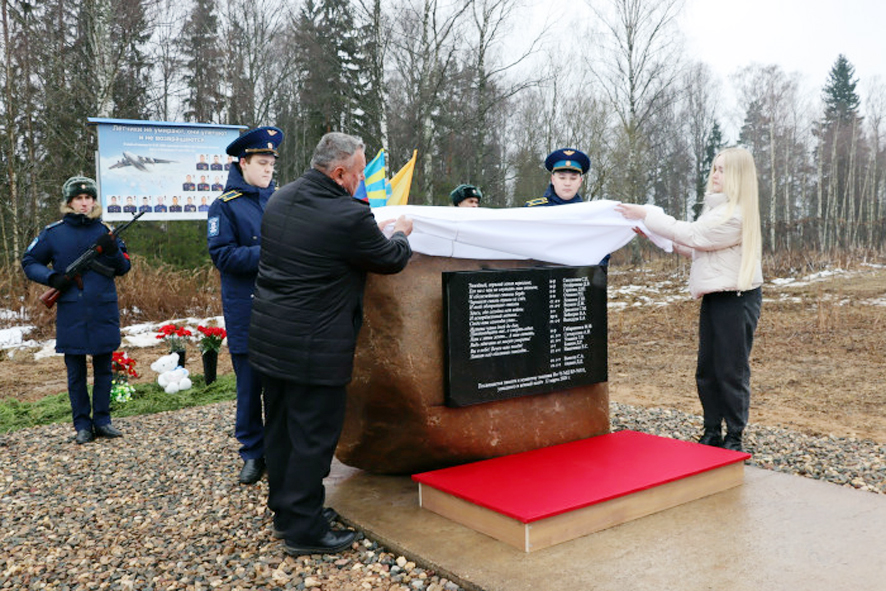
[89, 118, 247, 222]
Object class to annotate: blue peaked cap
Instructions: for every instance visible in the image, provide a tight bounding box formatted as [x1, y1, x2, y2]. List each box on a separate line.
[226, 126, 284, 158]
[545, 148, 590, 174]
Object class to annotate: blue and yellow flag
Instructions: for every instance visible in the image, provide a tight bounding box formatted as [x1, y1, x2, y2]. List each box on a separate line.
[353, 148, 417, 207]
[353, 149, 390, 207]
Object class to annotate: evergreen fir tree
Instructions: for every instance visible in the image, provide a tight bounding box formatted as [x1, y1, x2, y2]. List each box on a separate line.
[179, 0, 224, 123]
[295, 0, 367, 148]
[692, 120, 723, 219]
[110, 0, 152, 119]
[822, 54, 861, 124]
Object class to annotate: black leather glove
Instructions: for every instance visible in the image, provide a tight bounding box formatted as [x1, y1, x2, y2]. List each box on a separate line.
[95, 233, 118, 255]
[48, 273, 72, 291]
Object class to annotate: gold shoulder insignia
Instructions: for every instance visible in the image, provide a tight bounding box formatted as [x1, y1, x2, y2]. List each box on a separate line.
[525, 197, 549, 207]
[220, 190, 243, 202]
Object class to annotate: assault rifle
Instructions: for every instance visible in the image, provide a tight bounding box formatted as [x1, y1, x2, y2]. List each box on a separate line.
[39, 210, 145, 309]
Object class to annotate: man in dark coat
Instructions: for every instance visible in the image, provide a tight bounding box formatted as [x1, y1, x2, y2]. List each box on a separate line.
[249, 132, 413, 556]
[22, 176, 131, 444]
[207, 125, 283, 485]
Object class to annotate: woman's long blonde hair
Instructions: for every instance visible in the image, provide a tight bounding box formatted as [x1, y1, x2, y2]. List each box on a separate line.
[706, 147, 761, 291]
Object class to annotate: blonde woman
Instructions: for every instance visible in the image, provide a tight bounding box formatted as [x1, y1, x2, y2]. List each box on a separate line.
[615, 147, 763, 452]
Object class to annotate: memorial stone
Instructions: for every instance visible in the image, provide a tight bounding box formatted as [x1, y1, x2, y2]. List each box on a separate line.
[337, 254, 610, 474]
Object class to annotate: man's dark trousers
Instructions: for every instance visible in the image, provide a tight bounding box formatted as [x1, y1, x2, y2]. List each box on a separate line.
[262, 374, 347, 542]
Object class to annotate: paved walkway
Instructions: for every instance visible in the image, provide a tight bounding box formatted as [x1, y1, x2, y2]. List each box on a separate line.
[326, 461, 886, 591]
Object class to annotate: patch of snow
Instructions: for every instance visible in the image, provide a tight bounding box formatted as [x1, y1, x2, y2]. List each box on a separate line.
[1, 316, 225, 360]
[33, 339, 59, 360]
[0, 308, 27, 321]
[0, 325, 35, 348]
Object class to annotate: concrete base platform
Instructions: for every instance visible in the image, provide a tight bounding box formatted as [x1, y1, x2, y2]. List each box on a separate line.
[325, 459, 886, 591]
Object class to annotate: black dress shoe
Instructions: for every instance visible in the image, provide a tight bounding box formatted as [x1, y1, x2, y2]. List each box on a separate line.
[698, 427, 723, 447]
[273, 507, 340, 538]
[722, 432, 744, 452]
[75, 429, 95, 445]
[283, 529, 356, 556]
[94, 424, 123, 438]
[238, 458, 266, 485]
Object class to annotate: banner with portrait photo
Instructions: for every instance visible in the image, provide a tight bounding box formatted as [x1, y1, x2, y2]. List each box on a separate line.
[89, 118, 247, 222]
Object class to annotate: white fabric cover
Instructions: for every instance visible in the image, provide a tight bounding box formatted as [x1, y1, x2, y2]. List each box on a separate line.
[372, 200, 672, 266]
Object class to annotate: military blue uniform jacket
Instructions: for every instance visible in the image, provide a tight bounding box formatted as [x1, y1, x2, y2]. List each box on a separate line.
[525, 184, 584, 207]
[22, 213, 131, 354]
[207, 163, 275, 353]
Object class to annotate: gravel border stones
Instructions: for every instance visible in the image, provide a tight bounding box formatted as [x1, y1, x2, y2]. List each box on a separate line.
[2, 400, 883, 589]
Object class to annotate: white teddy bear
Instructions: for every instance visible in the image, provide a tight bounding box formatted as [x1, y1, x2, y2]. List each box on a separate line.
[150, 353, 193, 394]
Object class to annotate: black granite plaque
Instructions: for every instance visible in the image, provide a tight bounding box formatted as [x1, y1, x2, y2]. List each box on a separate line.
[442, 265, 607, 407]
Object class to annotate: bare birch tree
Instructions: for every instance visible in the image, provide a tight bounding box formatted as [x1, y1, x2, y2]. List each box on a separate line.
[735, 64, 802, 250]
[681, 62, 720, 217]
[387, 0, 469, 203]
[860, 79, 886, 248]
[147, 0, 185, 121]
[586, 0, 684, 203]
[221, 0, 291, 126]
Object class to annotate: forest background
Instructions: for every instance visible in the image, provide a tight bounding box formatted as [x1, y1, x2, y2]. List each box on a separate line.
[0, 0, 883, 275]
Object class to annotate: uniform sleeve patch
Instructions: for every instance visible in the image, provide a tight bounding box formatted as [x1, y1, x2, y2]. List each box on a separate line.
[208, 216, 220, 238]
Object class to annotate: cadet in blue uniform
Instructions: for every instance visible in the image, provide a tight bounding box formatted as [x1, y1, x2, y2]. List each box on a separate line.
[525, 148, 591, 207]
[22, 176, 132, 444]
[207, 125, 283, 484]
[525, 148, 609, 266]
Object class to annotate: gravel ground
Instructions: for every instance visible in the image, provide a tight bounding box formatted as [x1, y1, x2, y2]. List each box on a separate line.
[611, 402, 886, 494]
[2, 400, 884, 590]
[0, 403, 463, 591]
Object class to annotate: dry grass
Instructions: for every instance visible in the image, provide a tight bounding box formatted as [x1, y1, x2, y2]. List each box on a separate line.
[608, 249, 886, 442]
[7, 257, 222, 339]
[4, 249, 886, 442]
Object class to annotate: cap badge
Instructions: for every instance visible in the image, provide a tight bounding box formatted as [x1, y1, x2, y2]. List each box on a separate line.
[563, 150, 575, 156]
[267, 130, 278, 136]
